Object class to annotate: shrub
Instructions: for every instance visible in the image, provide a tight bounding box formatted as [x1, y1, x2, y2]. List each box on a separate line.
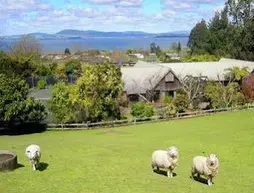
[0, 74, 47, 127]
[36, 79, 47, 89]
[242, 74, 254, 102]
[172, 92, 189, 113]
[164, 95, 174, 104]
[131, 102, 154, 118]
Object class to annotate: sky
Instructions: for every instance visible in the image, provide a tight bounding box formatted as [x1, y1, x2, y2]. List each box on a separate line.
[0, 0, 225, 36]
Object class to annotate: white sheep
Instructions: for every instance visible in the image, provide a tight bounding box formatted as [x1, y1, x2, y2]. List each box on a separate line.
[25, 144, 41, 171]
[191, 153, 219, 186]
[151, 146, 179, 178]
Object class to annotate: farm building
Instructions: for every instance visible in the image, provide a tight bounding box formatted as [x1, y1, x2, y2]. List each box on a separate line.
[121, 65, 181, 102]
[134, 58, 254, 81]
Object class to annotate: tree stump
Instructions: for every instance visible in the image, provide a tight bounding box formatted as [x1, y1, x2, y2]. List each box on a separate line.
[0, 150, 17, 172]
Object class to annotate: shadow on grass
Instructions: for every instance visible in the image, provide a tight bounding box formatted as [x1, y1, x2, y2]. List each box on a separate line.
[190, 176, 209, 185]
[38, 162, 49, 171]
[16, 163, 25, 169]
[153, 170, 177, 178]
[0, 123, 47, 136]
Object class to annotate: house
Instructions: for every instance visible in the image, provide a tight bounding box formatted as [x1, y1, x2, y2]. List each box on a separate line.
[129, 53, 144, 59]
[134, 58, 254, 81]
[121, 65, 181, 102]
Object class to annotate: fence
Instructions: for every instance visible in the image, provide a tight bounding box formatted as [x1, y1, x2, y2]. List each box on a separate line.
[47, 104, 254, 130]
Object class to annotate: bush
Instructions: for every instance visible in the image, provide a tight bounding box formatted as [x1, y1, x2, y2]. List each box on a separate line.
[131, 102, 154, 118]
[164, 95, 174, 104]
[242, 74, 254, 102]
[172, 92, 189, 112]
[36, 79, 47, 89]
[0, 74, 47, 127]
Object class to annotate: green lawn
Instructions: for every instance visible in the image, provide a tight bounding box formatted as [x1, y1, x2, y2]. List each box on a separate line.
[1, 110, 254, 193]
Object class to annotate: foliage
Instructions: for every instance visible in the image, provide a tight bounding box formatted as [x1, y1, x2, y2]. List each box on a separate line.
[49, 82, 76, 124]
[187, 19, 210, 55]
[131, 102, 154, 118]
[0, 73, 47, 126]
[188, 1, 254, 60]
[75, 63, 123, 121]
[126, 48, 137, 55]
[64, 48, 71, 55]
[182, 54, 220, 62]
[55, 63, 67, 81]
[36, 79, 47, 89]
[224, 66, 250, 82]
[164, 95, 174, 104]
[8, 35, 41, 78]
[242, 74, 254, 101]
[50, 63, 124, 123]
[172, 91, 189, 112]
[64, 59, 82, 76]
[204, 81, 246, 108]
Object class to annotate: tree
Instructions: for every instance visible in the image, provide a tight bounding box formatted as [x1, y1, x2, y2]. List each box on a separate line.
[131, 102, 154, 118]
[55, 63, 67, 81]
[8, 35, 41, 78]
[242, 73, 254, 101]
[224, 66, 250, 82]
[111, 50, 130, 66]
[0, 74, 47, 127]
[74, 63, 123, 121]
[187, 19, 210, 55]
[177, 41, 182, 56]
[64, 48, 71, 55]
[49, 82, 76, 124]
[179, 75, 207, 109]
[204, 81, 245, 108]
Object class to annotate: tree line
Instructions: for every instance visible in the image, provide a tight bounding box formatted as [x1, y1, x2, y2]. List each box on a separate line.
[188, 0, 254, 61]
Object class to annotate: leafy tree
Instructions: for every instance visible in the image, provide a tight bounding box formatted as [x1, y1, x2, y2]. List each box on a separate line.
[224, 66, 250, 82]
[172, 91, 189, 112]
[204, 81, 245, 108]
[8, 35, 41, 78]
[64, 48, 71, 55]
[55, 63, 67, 81]
[177, 41, 182, 56]
[126, 48, 137, 55]
[182, 54, 219, 62]
[187, 19, 210, 55]
[131, 102, 154, 118]
[242, 73, 254, 101]
[49, 83, 76, 124]
[0, 74, 47, 127]
[76, 63, 123, 121]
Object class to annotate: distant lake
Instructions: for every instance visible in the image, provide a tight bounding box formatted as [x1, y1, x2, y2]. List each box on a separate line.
[1, 37, 189, 53]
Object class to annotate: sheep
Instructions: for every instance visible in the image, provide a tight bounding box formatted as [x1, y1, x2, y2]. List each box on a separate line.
[151, 146, 179, 178]
[191, 153, 219, 186]
[25, 144, 41, 171]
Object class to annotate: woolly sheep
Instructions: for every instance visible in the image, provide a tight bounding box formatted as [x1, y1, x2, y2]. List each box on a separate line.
[25, 144, 41, 171]
[151, 146, 179, 178]
[191, 153, 219, 186]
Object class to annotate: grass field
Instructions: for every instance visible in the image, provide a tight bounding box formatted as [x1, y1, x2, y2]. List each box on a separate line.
[1, 110, 254, 193]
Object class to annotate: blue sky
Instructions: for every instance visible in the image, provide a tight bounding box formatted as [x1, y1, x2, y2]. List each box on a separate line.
[0, 0, 225, 36]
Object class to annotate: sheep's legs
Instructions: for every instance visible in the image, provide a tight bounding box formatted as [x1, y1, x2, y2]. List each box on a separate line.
[32, 164, 36, 171]
[207, 178, 213, 186]
[167, 170, 173, 178]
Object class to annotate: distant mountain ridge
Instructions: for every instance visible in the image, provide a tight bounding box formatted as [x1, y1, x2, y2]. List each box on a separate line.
[2, 30, 190, 40]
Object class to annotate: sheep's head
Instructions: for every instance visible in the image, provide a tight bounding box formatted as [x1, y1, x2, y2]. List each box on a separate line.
[207, 153, 219, 168]
[167, 146, 179, 159]
[25, 145, 40, 160]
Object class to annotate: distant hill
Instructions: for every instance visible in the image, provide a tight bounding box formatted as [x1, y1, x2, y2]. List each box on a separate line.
[2, 30, 189, 40]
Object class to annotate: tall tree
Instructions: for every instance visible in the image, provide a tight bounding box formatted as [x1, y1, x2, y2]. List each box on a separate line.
[187, 19, 210, 55]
